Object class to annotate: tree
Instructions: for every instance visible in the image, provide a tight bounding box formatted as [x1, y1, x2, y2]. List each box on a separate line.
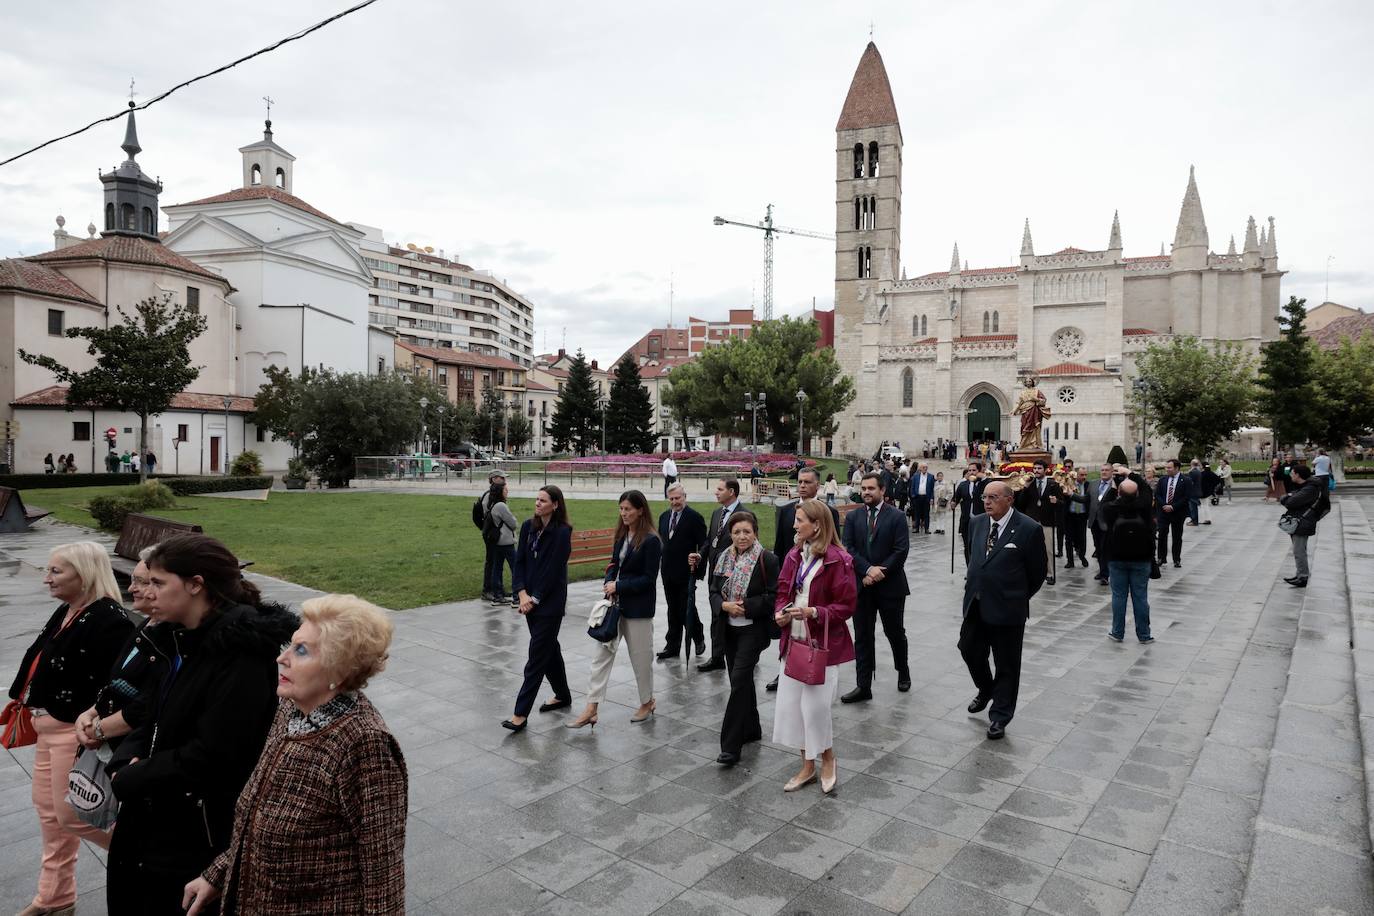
[19, 295, 207, 482]
[548, 350, 601, 456]
[432, 398, 478, 452]
[605, 355, 657, 453]
[662, 317, 856, 451]
[1310, 330, 1374, 479]
[1257, 296, 1319, 448]
[1130, 336, 1256, 460]
[250, 364, 317, 455]
[478, 387, 505, 449]
[505, 409, 533, 453]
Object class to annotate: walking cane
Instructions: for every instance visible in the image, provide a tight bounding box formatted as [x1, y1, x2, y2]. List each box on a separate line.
[950, 506, 957, 574]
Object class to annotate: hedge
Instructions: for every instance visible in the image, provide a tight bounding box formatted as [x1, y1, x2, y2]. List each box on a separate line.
[163, 476, 274, 496]
[0, 473, 170, 489]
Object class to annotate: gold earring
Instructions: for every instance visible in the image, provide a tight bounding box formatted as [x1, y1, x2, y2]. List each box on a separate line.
[329, 682, 337, 690]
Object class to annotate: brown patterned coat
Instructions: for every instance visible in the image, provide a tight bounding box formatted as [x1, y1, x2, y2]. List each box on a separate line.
[203, 695, 407, 914]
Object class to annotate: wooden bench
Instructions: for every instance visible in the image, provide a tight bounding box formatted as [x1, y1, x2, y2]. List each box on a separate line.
[110, 513, 205, 582]
[569, 527, 616, 568]
[0, 487, 51, 533]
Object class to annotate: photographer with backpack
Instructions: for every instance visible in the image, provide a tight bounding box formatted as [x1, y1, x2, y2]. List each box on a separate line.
[1102, 466, 1157, 644]
[472, 471, 513, 603]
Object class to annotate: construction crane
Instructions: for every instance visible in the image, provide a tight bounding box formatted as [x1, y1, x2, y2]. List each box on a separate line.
[712, 204, 833, 320]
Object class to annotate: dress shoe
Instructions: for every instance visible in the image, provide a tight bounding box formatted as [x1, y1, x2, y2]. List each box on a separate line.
[1046, 577, 1057, 585]
[1080, 557, 1090, 568]
[697, 659, 725, 673]
[765, 675, 779, 692]
[783, 770, 818, 792]
[1289, 577, 1308, 588]
[820, 763, 838, 795]
[1283, 575, 1299, 584]
[987, 721, 1006, 740]
[631, 699, 657, 723]
[840, 687, 872, 704]
[694, 641, 706, 656]
[897, 673, 911, 692]
[500, 718, 527, 733]
[538, 697, 571, 713]
[1173, 561, 1181, 568]
[656, 648, 679, 660]
[716, 751, 740, 767]
[967, 693, 992, 714]
[1064, 561, 1075, 570]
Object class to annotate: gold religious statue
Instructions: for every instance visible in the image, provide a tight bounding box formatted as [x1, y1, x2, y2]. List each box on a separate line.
[1012, 376, 1051, 451]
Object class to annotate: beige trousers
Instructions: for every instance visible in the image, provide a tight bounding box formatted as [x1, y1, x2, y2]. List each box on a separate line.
[1042, 526, 1055, 575]
[31, 715, 111, 910]
[587, 616, 654, 704]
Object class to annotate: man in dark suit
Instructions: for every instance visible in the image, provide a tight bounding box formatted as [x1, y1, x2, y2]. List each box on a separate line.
[908, 462, 937, 534]
[656, 482, 709, 660]
[960, 480, 1047, 739]
[953, 464, 989, 563]
[1155, 458, 1191, 568]
[1087, 463, 1114, 584]
[842, 473, 911, 702]
[1013, 458, 1062, 585]
[698, 478, 743, 672]
[1062, 467, 1091, 570]
[764, 467, 841, 692]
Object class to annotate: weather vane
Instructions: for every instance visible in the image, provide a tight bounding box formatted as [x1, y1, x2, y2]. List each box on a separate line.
[128, 78, 137, 106]
[263, 95, 274, 119]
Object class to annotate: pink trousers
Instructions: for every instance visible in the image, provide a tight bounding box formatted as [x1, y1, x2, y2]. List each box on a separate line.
[30, 714, 111, 909]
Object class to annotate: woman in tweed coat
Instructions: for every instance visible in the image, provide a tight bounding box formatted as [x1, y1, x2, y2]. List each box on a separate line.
[183, 594, 407, 915]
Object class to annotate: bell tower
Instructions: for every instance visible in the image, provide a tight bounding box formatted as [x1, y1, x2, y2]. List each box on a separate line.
[834, 41, 902, 449]
[99, 103, 163, 240]
[239, 119, 296, 193]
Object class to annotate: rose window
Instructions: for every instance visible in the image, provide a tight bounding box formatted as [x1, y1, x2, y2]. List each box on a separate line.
[1052, 327, 1085, 359]
[1057, 386, 1077, 405]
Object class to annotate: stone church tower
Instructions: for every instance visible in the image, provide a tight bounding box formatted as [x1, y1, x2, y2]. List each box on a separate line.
[834, 42, 902, 449]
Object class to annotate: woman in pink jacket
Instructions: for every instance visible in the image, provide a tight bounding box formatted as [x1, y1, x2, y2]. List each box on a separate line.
[772, 500, 858, 794]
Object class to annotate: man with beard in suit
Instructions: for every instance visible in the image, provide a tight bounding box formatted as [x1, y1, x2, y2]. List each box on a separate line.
[697, 478, 743, 672]
[960, 481, 1047, 739]
[656, 482, 709, 660]
[842, 473, 912, 701]
[1014, 459, 1062, 585]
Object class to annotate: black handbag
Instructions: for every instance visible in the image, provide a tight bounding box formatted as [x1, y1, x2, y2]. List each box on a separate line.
[587, 599, 620, 643]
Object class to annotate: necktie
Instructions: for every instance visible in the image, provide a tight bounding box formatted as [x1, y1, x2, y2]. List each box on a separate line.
[1167, 477, 1175, 503]
[719, 506, 731, 536]
[868, 506, 879, 545]
[669, 511, 679, 538]
[986, 519, 999, 556]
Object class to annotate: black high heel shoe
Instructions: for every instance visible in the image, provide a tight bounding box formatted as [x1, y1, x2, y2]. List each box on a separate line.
[538, 698, 572, 713]
[501, 718, 527, 733]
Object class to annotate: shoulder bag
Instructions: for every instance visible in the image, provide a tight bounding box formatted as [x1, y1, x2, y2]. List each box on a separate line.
[587, 598, 620, 643]
[1, 611, 81, 749]
[67, 745, 118, 831]
[784, 608, 830, 686]
[1277, 513, 1301, 535]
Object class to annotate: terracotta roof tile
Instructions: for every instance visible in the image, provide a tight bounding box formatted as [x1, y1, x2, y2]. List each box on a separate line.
[916, 265, 1019, 280]
[12, 385, 255, 412]
[524, 379, 556, 392]
[1311, 311, 1374, 351]
[29, 235, 228, 286]
[1051, 246, 1090, 255]
[1122, 327, 1157, 336]
[0, 259, 100, 304]
[1035, 362, 1106, 376]
[171, 186, 340, 225]
[837, 42, 900, 131]
[397, 341, 524, 372]
[1122, 255, 1170, 263]
[955, 334, 1017, 343]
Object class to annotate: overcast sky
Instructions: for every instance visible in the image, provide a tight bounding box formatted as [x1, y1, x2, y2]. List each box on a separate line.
[3, 1, 1371, 363]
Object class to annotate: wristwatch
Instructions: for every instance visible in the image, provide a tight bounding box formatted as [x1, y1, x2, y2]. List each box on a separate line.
[92, 718, 106, 742]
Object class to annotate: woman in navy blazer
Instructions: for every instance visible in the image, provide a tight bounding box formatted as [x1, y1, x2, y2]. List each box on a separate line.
[503, 486, 574, 732]
[568, 490, 662, 728]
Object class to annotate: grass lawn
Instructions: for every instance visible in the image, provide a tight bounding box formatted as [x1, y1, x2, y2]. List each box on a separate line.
[23, 486, 781, 610]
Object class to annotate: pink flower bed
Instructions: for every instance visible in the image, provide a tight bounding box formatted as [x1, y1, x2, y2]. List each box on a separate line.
[545, 451, 814, 475]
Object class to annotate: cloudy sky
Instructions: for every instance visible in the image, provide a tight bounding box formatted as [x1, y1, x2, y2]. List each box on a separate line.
[2, 1, 1370, 362]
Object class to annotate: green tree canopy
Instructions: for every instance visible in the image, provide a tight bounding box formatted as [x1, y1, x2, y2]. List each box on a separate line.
[1257, 296, 1319, 448]
[19, 295, 207, 482]
[478, 386, 505, 449]
[505, 408, 533, 453]
[1311, 331, 1374, 469]
[548, 350, 601, 456]
[662, 317, 855, 451]
[605, 355, 657, 453]
[1130, 336, 1256, 460]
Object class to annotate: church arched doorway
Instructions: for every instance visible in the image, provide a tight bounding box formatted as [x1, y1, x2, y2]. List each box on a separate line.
[967, 393, 1000, 443]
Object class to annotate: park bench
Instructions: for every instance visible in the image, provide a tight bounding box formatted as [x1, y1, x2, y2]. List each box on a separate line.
[110, 513, 205, 583]
[0, 487, 51, 533]
[569, 527, 616, 568]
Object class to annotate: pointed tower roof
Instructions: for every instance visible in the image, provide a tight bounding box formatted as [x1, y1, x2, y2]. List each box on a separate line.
[1264, 216, 1278, 257]
[837, 42, 900, 132]
[121, 104, 142, 160]
[1226, 235, 1237, 256]
[950, 243, 961, 274]
[1173, 165, 1209, 250]
[1108, 210, 1122, 250]
[1020, 219, 1034, 257]
[1243, 216, 1260, 253]
[99, 102, 163, 241]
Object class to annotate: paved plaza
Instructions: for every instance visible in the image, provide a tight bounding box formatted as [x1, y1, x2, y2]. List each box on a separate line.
[1, 495, 1371, 915]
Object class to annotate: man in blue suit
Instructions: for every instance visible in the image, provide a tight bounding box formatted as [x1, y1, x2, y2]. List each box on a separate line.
[1155, 458, 1191, 568]
[908, 462, 937, 534]
[656, 483, 709, 660]
[842, 473, 911, 702]
[960, 481, 1047, 739]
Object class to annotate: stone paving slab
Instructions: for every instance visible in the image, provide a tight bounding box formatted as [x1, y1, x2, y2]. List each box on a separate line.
[0, 499, 1367, 915]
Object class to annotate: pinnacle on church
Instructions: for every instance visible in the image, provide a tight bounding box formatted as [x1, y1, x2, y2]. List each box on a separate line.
[1108, 210, 1122, 250]
[837, 42, 900, 131]
[1243, 216, 1260, 253]
[121, 102, 141, 161]
[1020, 219, 1034, 257]
[1227, 235, 1237, 256]
[1264, 216, 1278, 257]
[950, 243, 961, 274]
[1173, 164, 1208, 250]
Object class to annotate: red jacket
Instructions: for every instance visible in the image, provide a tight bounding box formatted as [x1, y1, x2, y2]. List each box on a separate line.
[775, 543, 858, 665]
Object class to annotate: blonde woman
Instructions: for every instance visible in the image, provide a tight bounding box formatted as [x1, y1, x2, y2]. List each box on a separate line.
[7, 543, 132, 916]
[772, 501, 857, 794]
[933, 471, 954, 534]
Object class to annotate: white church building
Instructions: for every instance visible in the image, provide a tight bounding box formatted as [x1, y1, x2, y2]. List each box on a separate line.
[831, 43, 1284, 460]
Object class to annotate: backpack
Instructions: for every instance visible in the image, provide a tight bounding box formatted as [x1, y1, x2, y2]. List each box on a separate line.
[481, 503, 504, 545]
[471, 494, 487, 530]
[1111, 508, 1153, 557]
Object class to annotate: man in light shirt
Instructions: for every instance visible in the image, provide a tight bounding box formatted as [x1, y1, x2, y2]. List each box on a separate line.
[662, 454, 679, 499]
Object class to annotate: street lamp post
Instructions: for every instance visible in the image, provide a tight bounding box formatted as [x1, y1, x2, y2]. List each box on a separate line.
[1132, 378, 1149, 472]
[437, 404, 446, 455]
[795, 388, 808, 457]
[221, 396, 232, 475]
[598, 395, 608, 454]
[744, 392, 766, 455]
[418, 396, 429, 454]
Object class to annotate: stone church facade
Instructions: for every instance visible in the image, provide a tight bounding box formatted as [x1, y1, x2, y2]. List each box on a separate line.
[832, 42, 1284, 461]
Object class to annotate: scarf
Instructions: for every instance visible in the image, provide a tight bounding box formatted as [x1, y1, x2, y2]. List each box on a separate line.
[286, 691, 359, 738]
[714, 540, 763, 604]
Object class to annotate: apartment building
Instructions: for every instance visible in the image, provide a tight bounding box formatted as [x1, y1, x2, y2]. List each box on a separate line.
[395, 341, 526, 405]
[356, 226, 535, 368]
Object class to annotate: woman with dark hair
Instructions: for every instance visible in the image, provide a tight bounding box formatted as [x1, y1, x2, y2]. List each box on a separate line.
[484, 480, 519, 607]
[504, 486, 574, 732]
[568, 489, 662, 728]
[710, 510, 779, 766]
[106, 534, 297, 915]
[8, 542, 131, 916]
[1264, 457, 1283, 502]
[43, 452, 55, 474]
[1280, 463, 1330, 589]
